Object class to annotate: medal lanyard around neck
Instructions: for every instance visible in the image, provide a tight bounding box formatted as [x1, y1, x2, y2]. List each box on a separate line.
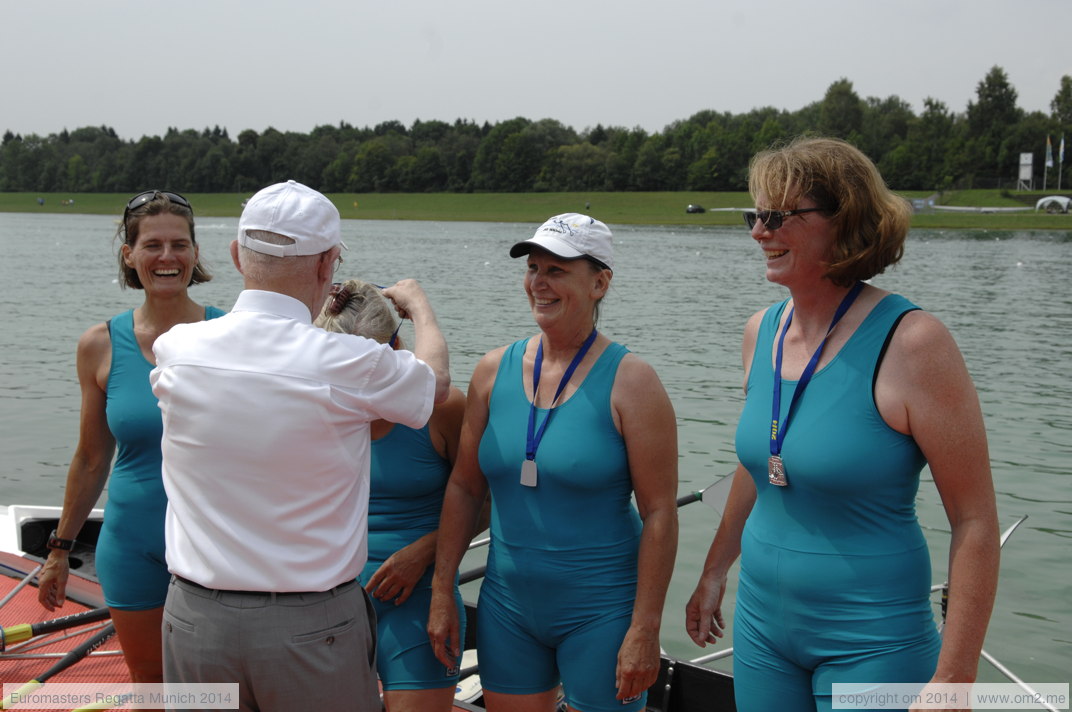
[770, 282, 864, 460]
[527, 329, 598, 462]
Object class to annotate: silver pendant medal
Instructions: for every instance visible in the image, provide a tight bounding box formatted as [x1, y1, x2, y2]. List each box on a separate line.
[521, 459, 538, 487]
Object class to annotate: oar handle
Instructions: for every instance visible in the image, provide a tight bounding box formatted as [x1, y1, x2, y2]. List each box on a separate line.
[2, 680, 43, 710]
[675, 490, 703, 507]
[459, 565, 486, 586]
[1, 607, 112, 650]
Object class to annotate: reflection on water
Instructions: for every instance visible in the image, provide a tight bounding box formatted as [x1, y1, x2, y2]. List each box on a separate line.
[1, 214, 1069, 681]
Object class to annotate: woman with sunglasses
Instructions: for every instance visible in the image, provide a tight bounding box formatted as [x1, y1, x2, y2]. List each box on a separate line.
[37, 191, 227, 686]
[684, 137, 999, 712]
[428, 214, 679, 712]
[315, 278, 475, 712]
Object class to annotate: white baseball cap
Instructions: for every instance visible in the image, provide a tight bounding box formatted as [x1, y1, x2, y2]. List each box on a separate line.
[237, 180, 346, 256]
[509, 213, 614, 270]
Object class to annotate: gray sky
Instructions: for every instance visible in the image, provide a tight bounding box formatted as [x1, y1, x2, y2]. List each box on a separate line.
[3, 0, 1069, 141]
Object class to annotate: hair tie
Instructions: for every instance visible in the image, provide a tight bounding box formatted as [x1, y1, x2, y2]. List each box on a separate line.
[327, 283, 352, 315]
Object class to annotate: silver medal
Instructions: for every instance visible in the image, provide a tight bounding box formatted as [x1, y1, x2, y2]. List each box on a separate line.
[768, 455, 788, 486]
[521, 459, 538, 487]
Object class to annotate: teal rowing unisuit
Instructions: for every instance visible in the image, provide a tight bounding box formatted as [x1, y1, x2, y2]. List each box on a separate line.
[733, 294, 941, 712]
[477, 338, 645, 712]
[361, 421, 465, 690]
[96, 306, 225, 610]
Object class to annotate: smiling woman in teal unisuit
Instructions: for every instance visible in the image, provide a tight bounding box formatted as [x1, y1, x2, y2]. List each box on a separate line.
[36, 191, 226, 685]
[685, 137, 1000, 712]
[428, 214, 680, 712]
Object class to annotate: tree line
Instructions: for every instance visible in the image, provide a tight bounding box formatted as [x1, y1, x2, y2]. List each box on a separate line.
[3, 67, 1070, 195]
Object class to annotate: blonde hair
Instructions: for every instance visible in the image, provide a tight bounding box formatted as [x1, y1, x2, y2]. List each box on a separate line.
[315, 278, 397, 344]
[748, 136, 910, 286]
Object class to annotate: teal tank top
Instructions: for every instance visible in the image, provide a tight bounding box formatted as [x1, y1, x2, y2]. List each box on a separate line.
[105, 307, 226, 511]
[478, 339, 640, 556]
[366, 423, 452, 561]
[735, 294, 927, 555]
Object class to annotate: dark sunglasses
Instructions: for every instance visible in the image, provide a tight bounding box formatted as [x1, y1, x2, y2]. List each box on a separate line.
[124, 190, 192, 221]
[743, 207, 825, 231]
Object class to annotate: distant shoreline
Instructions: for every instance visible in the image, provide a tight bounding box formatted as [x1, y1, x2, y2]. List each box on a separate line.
[2, 191, 1070, 230]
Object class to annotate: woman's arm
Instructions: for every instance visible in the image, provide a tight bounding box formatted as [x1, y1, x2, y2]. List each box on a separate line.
[878, 311, 999, 688]
[427, 350, 500, 667]
[39, 323, 116, 611]
[684, 464, 756, 646]
[610, 355, 679, 702]
[685, 308, 764, 647]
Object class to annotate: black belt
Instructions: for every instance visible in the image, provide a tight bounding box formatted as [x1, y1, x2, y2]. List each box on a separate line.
[173, 575, 355, 596]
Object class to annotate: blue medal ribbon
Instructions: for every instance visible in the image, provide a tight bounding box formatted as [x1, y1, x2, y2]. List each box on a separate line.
[526, 328, 598, 462]
[770, 282, 865, 462]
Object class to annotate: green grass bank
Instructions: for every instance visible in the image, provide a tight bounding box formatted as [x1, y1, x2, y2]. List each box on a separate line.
[3, 190, 1070, 230]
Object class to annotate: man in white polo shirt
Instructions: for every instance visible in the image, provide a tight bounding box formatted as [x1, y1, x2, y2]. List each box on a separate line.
[150, 180, 450, 711]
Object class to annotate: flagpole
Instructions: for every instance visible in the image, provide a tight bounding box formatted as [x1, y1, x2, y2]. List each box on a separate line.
[1044, 135, 1052, 191]
[1059, 135, 1065, 192]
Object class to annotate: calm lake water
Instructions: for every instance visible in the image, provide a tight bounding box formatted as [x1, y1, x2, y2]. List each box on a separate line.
[1, 212, 1068, 686]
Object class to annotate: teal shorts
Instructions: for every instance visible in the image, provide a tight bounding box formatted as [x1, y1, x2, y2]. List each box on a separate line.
[361, 562, 465, 690]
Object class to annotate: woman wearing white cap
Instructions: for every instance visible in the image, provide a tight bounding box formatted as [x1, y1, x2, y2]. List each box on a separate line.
[429, 214, 679, 712]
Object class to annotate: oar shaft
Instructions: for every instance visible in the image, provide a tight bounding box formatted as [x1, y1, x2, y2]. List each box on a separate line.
[0, 564, 43, 611]
[689, 647, 734, 665]
[980, 648, 1060, 712]
[1, 622, 117, 709]
[466, 536, 491, 551]
[1, 607, 111, 650]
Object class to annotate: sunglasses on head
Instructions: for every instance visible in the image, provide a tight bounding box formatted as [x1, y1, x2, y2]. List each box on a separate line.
[124, 190, 192, 221]
[743, 207, 825, 231]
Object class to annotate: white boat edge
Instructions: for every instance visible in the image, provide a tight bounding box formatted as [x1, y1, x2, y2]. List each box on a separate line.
[0, 504, 104, 558]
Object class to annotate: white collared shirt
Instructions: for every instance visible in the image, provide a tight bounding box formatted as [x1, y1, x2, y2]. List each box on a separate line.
[150, 289, 435, 591]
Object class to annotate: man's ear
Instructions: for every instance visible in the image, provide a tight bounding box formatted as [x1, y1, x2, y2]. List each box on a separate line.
[230, 240, 243, 273]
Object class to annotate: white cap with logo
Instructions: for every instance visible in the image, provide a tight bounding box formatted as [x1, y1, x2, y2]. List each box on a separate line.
[509, 213, 614, 270]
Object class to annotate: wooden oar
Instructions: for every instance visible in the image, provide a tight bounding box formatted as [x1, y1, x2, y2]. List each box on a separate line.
[1, 607, 111, 651]
[0, 623, 116, 710]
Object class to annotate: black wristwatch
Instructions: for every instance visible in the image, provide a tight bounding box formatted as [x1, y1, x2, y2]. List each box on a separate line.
[46, 530, 76, 551]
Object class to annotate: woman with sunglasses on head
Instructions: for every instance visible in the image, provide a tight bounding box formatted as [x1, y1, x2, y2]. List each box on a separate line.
[428, 214, 679, 712]
[37, 191, 227, 686]
[684, 137, 999, 712]
[315, 278, 476, 712]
